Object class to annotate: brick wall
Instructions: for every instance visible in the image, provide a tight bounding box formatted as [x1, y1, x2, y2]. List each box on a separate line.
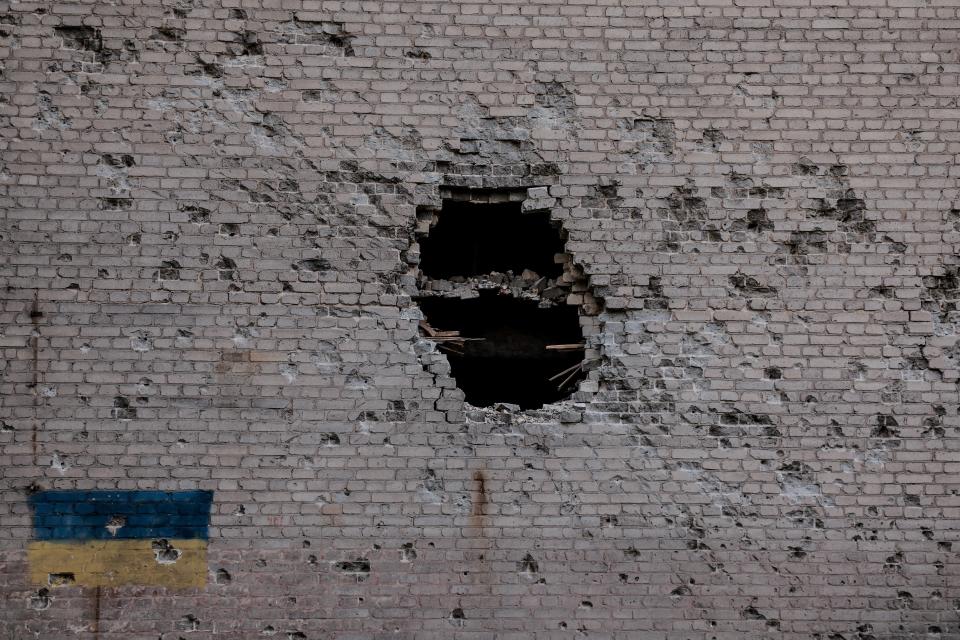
[2, 0, 960, 637]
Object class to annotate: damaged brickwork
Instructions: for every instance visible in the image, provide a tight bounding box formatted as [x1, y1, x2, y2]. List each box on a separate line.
[2, 1, 960, 639]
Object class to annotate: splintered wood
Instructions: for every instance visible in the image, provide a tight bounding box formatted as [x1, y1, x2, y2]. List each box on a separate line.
[419, 320, 483, 356]
[545, 343, 584, 351]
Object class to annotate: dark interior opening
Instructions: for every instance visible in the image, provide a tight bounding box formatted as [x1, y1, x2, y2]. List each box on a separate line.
[418, 201, 564, 279]
[418, 292, 585, 409]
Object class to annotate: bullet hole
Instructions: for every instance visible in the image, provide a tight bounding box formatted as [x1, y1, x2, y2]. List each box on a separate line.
[785, 231, 828, 257]
[214, 568, 231, 584]
[883, 235, 907, 253]
[742, 207, 773, 233]
[36, 91, 71, 130]
[187, 55, 223, 78]
[286, 632, 306, 640]
[579, 601, 593, 609]
[130, 332, 152, 352]
[293, 258, 330, 273]
[816, 191, 872, 234]
[405, 48, 431, 60]
[29, 588, 51, 610]
[101, 153, 135, 168]
[793, 157, 818, 176]
[152, 26, 185, 41]
[319, 22, 354, 56]
[227, 29, 262, 56]
[719, 410, 773, 427]
[111, 396, 136, 420]
[99, 197, 132, 210]
[104, 515, 125, 536]
[261, 626, 276, 636]
[670, 585, 692, 596]
[181, 204, 210, 224]
[176, 614, 199, 631]
[219, 223, 239, 236]
[216, 257, 237, 281]
[151, 539, 181, 564]
[661, 185, 707, 230]
[55, 25, 102, 52]
[517, 553, 538, 575]
[871, 415, 900, 438]
[764, 367, 782, 379]
[702, 128, 724, 150]
[729, 272, 778, 297]
[742, 606, 766, 620]
[317, 433, 340, 446]
[158, 260, 181, 281]
[448, 608, 465, 627]
[301, 89, 329, 102]
[400, 543, 417, 562]
[334, 558, 370, 581]
[47, 572, 75, 587]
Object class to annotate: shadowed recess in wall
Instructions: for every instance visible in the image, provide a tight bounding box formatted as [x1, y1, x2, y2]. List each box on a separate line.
[417, 202, 564, 279]
[415, 191, 588, 409]
[418, 293, 585, 409]
[27, 490, 213, 588]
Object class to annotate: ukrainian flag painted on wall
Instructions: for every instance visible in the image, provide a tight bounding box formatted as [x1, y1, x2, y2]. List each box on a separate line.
[28, 490, 213, 588]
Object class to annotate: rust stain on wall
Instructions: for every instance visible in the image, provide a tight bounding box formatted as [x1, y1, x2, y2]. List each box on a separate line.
[471, 469, 487, 519]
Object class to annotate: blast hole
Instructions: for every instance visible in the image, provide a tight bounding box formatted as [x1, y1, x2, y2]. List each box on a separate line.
[418, 200, 564, 279]
[418, 292, 585, 409]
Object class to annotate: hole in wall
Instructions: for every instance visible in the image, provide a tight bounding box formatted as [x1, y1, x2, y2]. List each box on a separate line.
[418, 201, 564, 279]
[415, 188, 595, 410]
[418, 293, 585, 409]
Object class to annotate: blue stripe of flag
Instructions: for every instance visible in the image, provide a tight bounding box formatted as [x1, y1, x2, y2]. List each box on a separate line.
[29, 490, 213, 540]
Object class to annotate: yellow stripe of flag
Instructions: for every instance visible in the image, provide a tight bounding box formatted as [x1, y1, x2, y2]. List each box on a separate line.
[28, 539, 207, 588]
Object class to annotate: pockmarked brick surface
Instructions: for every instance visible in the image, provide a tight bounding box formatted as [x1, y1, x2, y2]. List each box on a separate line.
[2, 0, 960, 637]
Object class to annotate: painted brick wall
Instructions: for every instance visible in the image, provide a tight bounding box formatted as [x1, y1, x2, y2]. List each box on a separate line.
[2, 0, 960, 638]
